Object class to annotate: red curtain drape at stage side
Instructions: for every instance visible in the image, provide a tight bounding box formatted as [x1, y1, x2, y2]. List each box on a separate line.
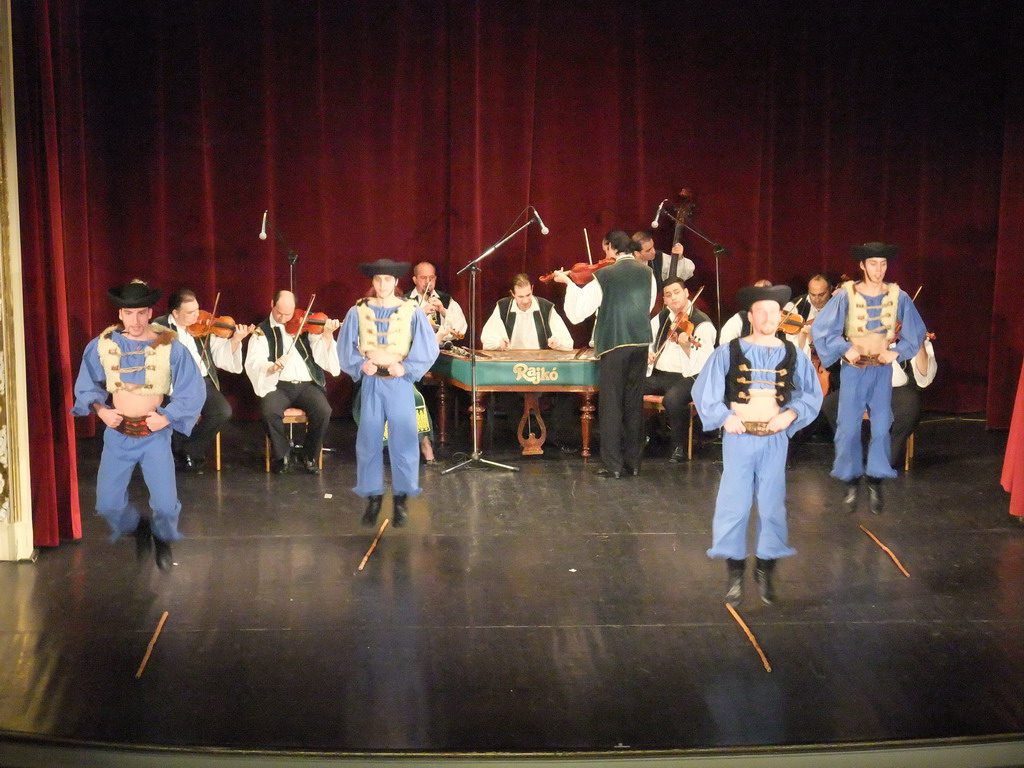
[11, 1, 1024, 544]
[12, 0, 84, 545]
[1001, 361, 1024, 518]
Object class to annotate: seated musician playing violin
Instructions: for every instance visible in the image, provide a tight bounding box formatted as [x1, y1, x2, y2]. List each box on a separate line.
[338, 259, 440, 527]
[811, 243, 926, 513]
[154, 288, 254, 473]
[781, 274, 832, 355]
[693, 285, 822, 606]
[71, 280, 206, 570]
[644, 278, 716, 462]
[244, 289, 342, 474]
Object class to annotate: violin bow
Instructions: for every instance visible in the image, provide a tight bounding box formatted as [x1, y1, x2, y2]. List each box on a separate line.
[281, 293, 317, 361]
[199, 291, 223, 390]
[651, 285, 704, 364]
[584, 228, 593, 265]
[911, 285, 922, 302]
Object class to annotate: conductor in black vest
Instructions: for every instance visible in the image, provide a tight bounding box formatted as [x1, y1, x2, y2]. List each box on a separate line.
[553, 230, 656, 478]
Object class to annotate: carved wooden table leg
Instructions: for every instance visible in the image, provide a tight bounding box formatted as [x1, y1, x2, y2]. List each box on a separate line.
[580, 392, 596, 460]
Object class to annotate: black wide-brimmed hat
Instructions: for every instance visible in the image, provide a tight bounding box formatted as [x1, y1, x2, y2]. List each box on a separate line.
[852, 242, 898, 261]
[737, 284, 791, 312]
[358, 259, 410, 279]
[107, 279, 161, 308]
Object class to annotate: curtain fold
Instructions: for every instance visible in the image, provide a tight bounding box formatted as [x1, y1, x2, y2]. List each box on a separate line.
[11, 0, 1024, 544]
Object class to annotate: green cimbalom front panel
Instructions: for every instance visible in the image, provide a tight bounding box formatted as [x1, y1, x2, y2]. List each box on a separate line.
[431, 349, 599, 388]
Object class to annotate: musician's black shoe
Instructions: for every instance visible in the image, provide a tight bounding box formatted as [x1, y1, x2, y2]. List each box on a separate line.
[135, 517, 153, 562]
[725, 558, 745, 606]
[153, 536, 173, 571]
[754, 558, 777, 605]
[302, 456, 321, 475]
[669, 446, 686, 463]
[393, 494, 409, 527]
[593, 468, 621, 479]
[271, 456, 291, 474]
[623, 465, 640, 477]
[362, 495, 383, 526]
[867, 477, 884, 514]
[843, 479, 859, 511]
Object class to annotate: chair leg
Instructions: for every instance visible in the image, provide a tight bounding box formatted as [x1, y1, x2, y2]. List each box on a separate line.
[905, 433, 914, 472]
[688, 403, 695, 460]
[215, 432, 222, 472]
[265, 436, 271, 473]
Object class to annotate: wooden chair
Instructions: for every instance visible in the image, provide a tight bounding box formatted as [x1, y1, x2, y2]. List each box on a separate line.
[264, 408, 323, 472]
[643, 395, 698, 460]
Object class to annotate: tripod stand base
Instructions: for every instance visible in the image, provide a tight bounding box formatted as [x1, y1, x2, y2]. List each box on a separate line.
[442, 452, 519, 474]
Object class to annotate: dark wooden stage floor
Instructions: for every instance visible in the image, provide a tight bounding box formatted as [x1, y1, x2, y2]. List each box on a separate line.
[1, 413, 1024, 767]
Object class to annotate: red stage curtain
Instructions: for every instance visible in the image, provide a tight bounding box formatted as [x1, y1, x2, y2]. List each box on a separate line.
[12, 0, 1024, 543]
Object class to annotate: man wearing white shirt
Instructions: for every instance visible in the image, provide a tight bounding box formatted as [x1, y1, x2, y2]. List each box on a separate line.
[481, 274, 576, 449]
[553, 230, 656, 478]
[782, 274, 832, 354]
[644, 278, 717, 462]
[244, 290, 342, 474]
[155, 288, 254, 473]
[633, 231, 696, 292]
[407, 261, 468, 344]
[480, 273, 573, 351]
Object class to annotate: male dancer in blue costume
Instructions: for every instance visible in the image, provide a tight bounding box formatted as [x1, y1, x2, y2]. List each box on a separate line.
[338, 259, 439, 527]
[72, 280, 206, 570]
[811, 242, 926, 513]
[693, 285, 822, 605]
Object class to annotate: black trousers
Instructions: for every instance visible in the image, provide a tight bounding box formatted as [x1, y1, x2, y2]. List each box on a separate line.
[173, 377, 231, 458]
[821, 384, 920, 468]
[598, 346, 648, 473]
[643, 371, 697, 448]
[260, 381, 332, 462]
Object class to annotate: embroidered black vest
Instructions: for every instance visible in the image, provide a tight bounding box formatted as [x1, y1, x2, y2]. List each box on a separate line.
[724, 338, 797, 406]
[496, 296, 554, 346]
[256, 318, 326, 389]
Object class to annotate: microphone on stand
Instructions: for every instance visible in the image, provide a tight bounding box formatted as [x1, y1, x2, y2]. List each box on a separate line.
[531, 207, 550, 235]
[651, 199, 667, 229]
[259, 210, 268, 240]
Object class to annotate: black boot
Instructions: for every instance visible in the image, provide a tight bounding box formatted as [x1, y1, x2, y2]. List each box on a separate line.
[725, 558, 745, 606]
[754, 558, 776, 605]
[153, 536, 173, 571]
[393, 494, 409, 527]
[362, 495, 383, 526]
[867, 477, 884, 514]
[843, 478, 860, 511]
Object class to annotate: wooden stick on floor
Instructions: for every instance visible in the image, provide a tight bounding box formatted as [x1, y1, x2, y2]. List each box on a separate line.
[859, 524, 911, 578]
[358, 518, 391, 571]
[726, 603, 772, 672]
[135, 611, 169, 679]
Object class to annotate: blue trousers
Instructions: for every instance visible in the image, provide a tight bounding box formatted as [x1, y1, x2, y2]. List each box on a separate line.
[96, 427, 182, 542]
[354, 376, 422, 498]
[707, 431, 796, 561]
[832, 364, 897, 481]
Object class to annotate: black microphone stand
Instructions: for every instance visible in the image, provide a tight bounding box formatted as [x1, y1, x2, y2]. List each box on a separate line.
[442, 219, 540, 475]
[262, 213, 332, 454]
[657, 209, 731, 329]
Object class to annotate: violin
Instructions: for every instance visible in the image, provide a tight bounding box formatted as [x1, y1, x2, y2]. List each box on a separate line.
[188, 310, 237, 339]
[777, 310, 808, 335]
[668, 311, 701, 349]
[538, 256, 616, 286]
[285, 310, 331, 336]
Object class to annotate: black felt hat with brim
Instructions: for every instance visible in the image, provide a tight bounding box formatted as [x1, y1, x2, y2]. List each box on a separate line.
[852, 242, 898, 261]
[358, 259, 410, 279]
[737, 285, 791, 312]
[107, 280, 161, 308]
